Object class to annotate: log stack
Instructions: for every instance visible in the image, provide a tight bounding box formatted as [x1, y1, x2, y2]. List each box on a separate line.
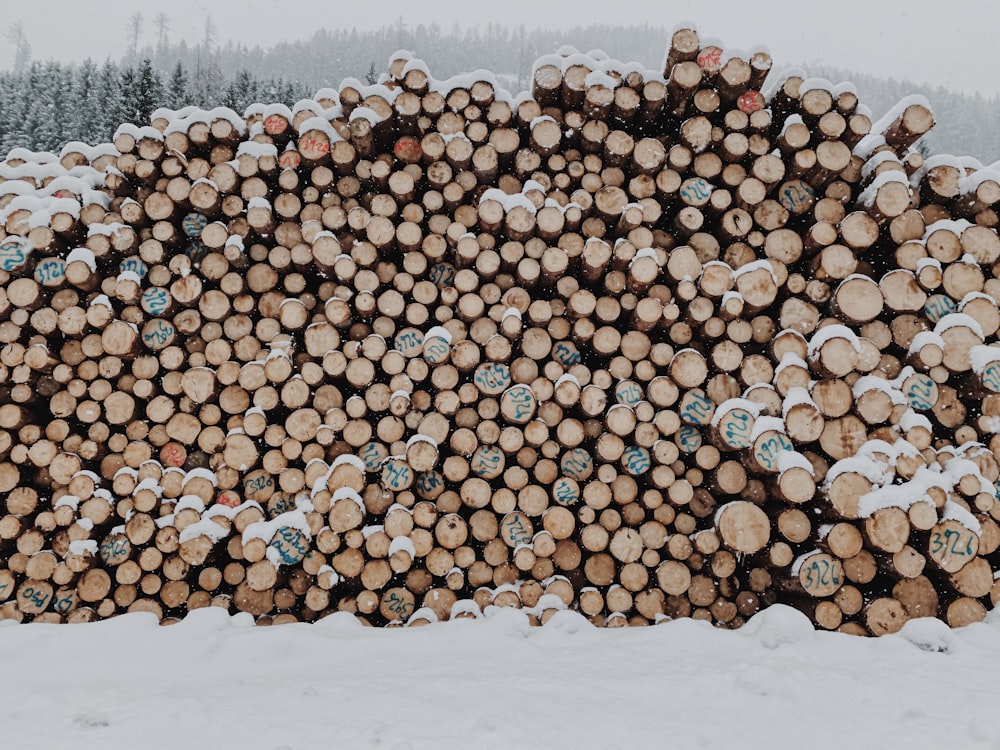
[2, 26, 1000, 634]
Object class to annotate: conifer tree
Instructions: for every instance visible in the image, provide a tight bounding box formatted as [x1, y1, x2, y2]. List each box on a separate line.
[72, 59, 102, 144]
[95, 59, 122, 141]
[167, 61, 189, 108]
[132, 58, 164, 124]
[224, 69, 258, 113]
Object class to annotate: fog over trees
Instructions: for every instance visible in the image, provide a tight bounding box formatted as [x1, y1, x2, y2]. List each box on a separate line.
[1, 19, 997, 161]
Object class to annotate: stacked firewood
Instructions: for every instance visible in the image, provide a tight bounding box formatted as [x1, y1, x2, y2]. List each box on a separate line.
[1, 26, 1000, 634]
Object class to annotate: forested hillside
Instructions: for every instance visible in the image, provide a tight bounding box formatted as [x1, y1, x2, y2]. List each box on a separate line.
[0, 59, 307, 154]
[1, 20, 998, 161]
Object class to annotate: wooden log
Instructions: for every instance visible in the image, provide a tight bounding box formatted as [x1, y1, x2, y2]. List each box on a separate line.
[716, 501, 770, 554]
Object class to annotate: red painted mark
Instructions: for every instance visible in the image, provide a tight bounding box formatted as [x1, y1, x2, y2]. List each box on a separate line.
[216, 490, 241, 508]
[264, 115, 289, 134]
[160, 443, 186, 468]
[697, 47, 723, 71]
[738, 91, 765, 114]
[279, 151, 301, 169]
[394, 137, 422, 163]
[299, 137, 331, 157]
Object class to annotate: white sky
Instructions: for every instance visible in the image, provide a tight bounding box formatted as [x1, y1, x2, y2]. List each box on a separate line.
[3, 0, 998, 96]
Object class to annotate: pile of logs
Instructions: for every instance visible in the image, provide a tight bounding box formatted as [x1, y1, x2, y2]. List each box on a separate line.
[2, 26, 1000, 636]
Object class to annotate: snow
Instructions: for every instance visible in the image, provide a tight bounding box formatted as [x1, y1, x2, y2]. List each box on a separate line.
[398, 56, 430, 77]
[920, 153, 966, 171]
[860, 150, 903, 180]
[732, 258, 777, 283]
[853, 132, 887, 160]
[554, 373, 580, 388]
[4, 147, 59, 163]
[777, 450, 815, 475]
[86, 222, 126, 237]
[68, 540, 97, 556]
[330, 453, 366, 475]
[204, 500, 262, 521]
[871, 94, 933, 135]
[59, 141, 118, 162]
[851, 375, 906, 405]
[479, 187, 538, 215]
[429, 70, 510, 101]
[287, 100, 318, 120]
[858, 171, 909, 208]
[749, 415, 785, 442]
[330, 487, 366, 512]
[173, 495, 206, 514]
[824, 452, 895, 488]
[184, 468, 219, 487]
[908, 330, 945, 355]
[0, 180, 34, 196]
[934, 313, 984, 339]
[915, 257, 941, 273]
[923, 218, 973, 240]
[959, 167, 1000, 194]
[807, 324, 862, 356]
[236, 141, 278, 159]
[798, 77, 833, 94]
[424, 325, 453, 344]
[338, 79, 401, 104]
[942, 499, 983, 536]
[163, 107, 246, 136]
[406, 434, 438, 449]
[960, 291, 999, 311]
[970, 345, 1000, 375]
[584, 70, 618, 89]
[855, 452, 992, 520]
[113, 123, 163, 142]
[190, 177, 220, 193]
[178, 518, 229, 544]
[388, 535, 416, 558]
[501, 307, 522, 321]
[629, 247, 659, 266]
[709, 397, 761, 427]
[529, 114, 557, 128]
[781, 386, 817, 418]
[774, 351, 808, 374]
[348, 107, 382, 125]
[900, 409, 933, 432]
[242, 509, 312, 546]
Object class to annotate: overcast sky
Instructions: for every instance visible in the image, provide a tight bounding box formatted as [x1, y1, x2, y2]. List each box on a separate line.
[3, 0, 997, 96]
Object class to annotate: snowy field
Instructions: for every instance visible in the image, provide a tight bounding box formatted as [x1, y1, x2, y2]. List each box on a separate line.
[2, 605, 1000, 749]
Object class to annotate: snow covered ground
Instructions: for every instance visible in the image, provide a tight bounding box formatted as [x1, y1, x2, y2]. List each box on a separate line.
[2, 605, 1000, 749]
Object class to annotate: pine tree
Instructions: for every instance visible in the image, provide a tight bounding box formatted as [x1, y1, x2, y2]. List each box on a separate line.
[30, 61, 74, 151]
[167, 61, 189, 108]
[95, 59, 122, 142]
[131, 58, 164, 125]
[117, 64, 138, 125]
[0, 71, 29, 153]
[224, 69, 258, 113]
[18, 62, 46, 151]
[189, 53, 225, 107]
[72, 59, 102, 144]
